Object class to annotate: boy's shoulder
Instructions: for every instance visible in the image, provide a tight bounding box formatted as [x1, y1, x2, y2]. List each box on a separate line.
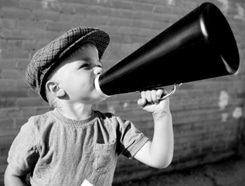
[28, 109, 54, 122]
[24, 110, 55, 131]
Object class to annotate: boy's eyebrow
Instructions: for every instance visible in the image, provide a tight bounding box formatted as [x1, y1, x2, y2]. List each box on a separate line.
[76, 58, 102, 67]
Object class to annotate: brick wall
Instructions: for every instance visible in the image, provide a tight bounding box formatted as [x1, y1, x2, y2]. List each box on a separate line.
[0, 0, 245, 185]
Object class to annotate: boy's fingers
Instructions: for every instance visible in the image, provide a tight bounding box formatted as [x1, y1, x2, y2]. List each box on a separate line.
[156, 89, 164, 99]
[137, 98, 146, 106]
[145, 91, 151, 102]
[151, 90, 158, 103]
[140, 89, 167, 104]
[141, 91, 146, 99]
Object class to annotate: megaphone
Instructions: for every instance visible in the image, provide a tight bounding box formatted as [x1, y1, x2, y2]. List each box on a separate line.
[95, 2, 240, 99]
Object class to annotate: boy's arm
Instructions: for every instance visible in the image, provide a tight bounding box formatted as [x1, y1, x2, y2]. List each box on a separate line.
[4, 165, 28, 186]
[134, 89, 174, 169]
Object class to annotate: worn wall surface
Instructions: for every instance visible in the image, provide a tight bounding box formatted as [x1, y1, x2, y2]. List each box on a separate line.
[0, 0, 245, 184]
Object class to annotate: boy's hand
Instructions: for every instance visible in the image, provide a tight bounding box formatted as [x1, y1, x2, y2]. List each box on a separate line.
[137, 89, 170, 115]
[135, 88, 173, 169]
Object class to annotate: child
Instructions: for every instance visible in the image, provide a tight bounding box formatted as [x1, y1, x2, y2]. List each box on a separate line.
[4, 27, 174, 186]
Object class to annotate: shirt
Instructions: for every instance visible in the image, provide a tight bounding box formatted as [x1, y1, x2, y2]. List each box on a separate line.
[7, 109, 149, 186]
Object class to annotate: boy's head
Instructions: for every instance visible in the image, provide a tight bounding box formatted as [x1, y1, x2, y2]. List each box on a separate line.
[26, 27, 110, 104]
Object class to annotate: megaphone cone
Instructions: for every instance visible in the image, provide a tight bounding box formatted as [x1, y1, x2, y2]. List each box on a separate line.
[95, 2, 239, 98]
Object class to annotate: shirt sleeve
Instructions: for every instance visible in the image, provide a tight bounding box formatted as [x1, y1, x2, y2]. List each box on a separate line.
[7, 121, 40, 176]
[116, 116, 149, 159]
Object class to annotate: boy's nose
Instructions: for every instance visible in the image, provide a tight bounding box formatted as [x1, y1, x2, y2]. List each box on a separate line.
[94, 66, 102, 75]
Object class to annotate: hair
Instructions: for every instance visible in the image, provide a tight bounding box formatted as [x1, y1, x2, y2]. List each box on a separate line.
[45, 42, 98, 108]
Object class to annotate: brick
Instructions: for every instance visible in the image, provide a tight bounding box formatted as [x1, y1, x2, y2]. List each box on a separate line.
[16, 97, 47, 108]
[45, 21, 70, 32]
[1, 69, 23, 79]
[134, 2, 154, 12]
[0, 39, 7, 49]
[18, 0, 43, 10]
[74, 4, 100, 15]
[111, 1, 135, 10]
[27, 29, 59, 41]
[116, 9, 140, 20]
[0, 79, 17, 91]
[57, 2, 77, 14]
[1, 7, 32, 20]
[2, 47, 29, 59]
[0, 0, 19, 8]
[0, 90, 27, 100]
[153, 4, 172, 14]
[0, 98, 16, 108]
[32, 10, 60, 22]
[1, 28, 31, 39]
[21, 40, 37, 50]
[109, 17, 130, 27]
[0, 118, 14, 130]
[118, 26, 140, 35]
[83, 15, 109, 27]
[98, 6, 113, 17]
[130, 19, 151, 28]
[0, 59, 17, 69]
[0, 79, 28, 92]
[6, 39, 22, 49]
[16, 20, 46, 31]
[0, 108, 22, 118]
[1, 18, 16, 29]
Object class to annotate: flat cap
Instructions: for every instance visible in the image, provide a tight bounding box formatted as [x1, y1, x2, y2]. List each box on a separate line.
[26, 27, 110, 102]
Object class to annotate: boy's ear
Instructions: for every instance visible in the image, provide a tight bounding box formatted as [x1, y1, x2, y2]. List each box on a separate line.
[46, 80, 66, 98]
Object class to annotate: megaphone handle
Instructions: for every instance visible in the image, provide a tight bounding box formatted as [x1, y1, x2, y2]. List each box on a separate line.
[160, 84, 180, 100]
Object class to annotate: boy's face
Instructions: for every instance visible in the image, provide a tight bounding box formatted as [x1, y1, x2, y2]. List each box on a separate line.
[50, 43, 106, 104]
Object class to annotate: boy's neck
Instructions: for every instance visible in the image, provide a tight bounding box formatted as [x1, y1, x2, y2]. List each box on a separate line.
[56, 103, 93, 121]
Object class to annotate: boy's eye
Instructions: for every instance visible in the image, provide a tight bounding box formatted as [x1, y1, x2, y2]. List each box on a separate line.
[79, 63, 89, 68]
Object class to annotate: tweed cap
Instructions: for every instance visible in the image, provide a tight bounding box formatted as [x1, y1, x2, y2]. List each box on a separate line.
[26, 27, 110, 102]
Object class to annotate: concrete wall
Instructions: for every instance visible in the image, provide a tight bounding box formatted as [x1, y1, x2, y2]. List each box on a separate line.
[0, 0, 245, 184]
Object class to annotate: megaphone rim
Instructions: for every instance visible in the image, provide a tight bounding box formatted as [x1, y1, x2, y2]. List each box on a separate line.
[200, 2, 240, 73]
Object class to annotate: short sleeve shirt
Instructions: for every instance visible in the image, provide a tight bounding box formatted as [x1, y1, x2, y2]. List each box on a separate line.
[7, 109, 149, 186]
